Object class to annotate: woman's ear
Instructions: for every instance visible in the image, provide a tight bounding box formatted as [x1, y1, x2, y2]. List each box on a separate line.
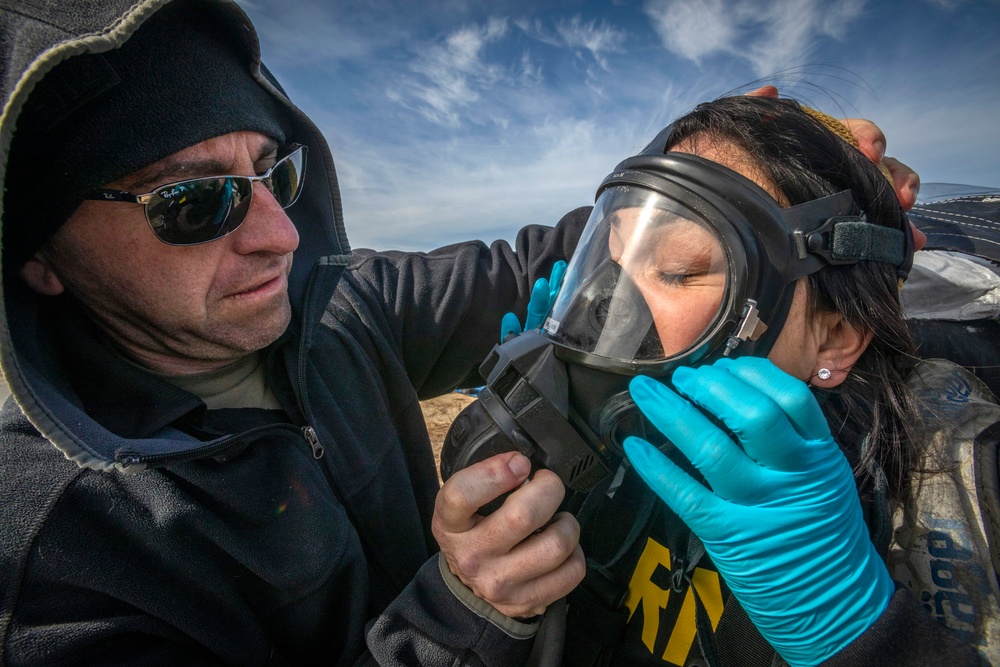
[811, 312, 872, 389]
[20, 253, 65, 296]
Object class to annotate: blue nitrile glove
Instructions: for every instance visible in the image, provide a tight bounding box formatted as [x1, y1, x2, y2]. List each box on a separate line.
[623, 357, 893, 667]
[500, 260, 567, 342]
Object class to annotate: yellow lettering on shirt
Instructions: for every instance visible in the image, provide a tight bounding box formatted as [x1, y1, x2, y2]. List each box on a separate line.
[626, 538, 674, 649]
[624, 537, 725, 664]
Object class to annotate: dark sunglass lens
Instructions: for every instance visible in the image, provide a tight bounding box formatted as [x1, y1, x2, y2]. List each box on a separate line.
[147, 178, 251, 245]
[269, 148, 306, 208]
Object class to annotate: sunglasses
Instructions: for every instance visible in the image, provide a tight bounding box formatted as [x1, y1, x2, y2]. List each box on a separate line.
[86, 144, 307, 246]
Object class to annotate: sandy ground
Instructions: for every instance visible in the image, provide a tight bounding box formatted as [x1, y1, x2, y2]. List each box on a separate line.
[419, 392, 477, 477]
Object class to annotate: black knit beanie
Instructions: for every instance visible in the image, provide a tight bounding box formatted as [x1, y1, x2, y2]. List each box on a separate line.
[3, 0, 290, 273]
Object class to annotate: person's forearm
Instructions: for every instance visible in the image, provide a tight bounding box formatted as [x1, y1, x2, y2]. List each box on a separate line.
[365, 555, 538, 666]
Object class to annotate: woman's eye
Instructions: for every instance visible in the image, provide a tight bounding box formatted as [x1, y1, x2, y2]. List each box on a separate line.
[655, 271, 694, 285]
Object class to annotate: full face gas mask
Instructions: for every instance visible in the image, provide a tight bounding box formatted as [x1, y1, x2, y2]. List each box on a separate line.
[441, 130, 912, 514]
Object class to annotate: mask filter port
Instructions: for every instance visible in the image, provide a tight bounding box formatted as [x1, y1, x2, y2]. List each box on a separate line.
[598, 390, 647, 454]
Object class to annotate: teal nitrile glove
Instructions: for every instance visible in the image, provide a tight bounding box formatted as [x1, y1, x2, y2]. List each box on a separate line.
[499, 260, 567, 342]
[623, 357, 893, 667]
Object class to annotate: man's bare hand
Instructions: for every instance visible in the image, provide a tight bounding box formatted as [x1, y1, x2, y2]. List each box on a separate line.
[839, 118, 921, 211]
[432, 452, 585, 619]
[745, 85, 779, 98]
[745, 88, 922, 212]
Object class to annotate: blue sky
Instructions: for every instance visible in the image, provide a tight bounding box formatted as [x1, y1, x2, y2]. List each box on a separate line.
[237, 0, 1000, 252]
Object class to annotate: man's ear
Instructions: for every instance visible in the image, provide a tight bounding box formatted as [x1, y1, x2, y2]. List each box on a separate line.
[20, 253, 65, 296]
[811, 313, 872, 389]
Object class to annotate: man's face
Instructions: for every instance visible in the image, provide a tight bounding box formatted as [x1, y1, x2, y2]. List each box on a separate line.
[37, 131, 300, 374]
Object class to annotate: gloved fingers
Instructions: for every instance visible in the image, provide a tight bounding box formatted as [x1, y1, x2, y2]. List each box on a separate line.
[712, 357, 835, 446]
[548, 260, 567, 303]
[670, 363, 809, 472]
[623, 436, 724, 532]
[500, 312, 523, 343]
[512, 261, 568, 337]
[524, 277, 551, 330]
[629, 375, 763, 499]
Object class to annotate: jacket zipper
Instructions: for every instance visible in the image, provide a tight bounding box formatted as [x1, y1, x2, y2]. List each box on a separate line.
[295, 265, 327, 462]
[116, 423, 300, 468]
[117, 423, 326, 468]
[302, 425, 324, 459]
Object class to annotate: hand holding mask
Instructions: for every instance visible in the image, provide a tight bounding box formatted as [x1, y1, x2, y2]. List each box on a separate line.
[624, 357, 894, 667]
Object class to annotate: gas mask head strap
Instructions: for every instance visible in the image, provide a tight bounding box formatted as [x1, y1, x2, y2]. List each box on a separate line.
[782, 189, 911, 281]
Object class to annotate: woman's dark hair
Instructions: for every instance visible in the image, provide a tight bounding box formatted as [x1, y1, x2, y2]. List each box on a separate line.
[664, 95, 918, 501]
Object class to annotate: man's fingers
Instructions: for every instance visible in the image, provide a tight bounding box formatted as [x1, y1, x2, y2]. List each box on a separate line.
[478, 513, 585, 618]
[439, 491, 583, 619]
[838, 118, 886, 164]
[480, 467, 565, 544]
[433, 452, 531, 535]
[745, 85, 779, 98]
[435, 463, 565, 594]
[837, 119, 922, 212]
[883, 156, 922, 212]
[910, 220, 928, 251]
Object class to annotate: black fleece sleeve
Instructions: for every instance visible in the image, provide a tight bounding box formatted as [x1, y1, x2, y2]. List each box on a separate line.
[347, 207, 591, 398]
[362, 555, 538, 667]
[820, 588, 987, 667]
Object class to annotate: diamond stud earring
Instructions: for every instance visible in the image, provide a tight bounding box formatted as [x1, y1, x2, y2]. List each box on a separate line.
[817, 368, 832, 380]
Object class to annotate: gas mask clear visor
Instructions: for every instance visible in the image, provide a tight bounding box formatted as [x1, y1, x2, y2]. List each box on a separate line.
[544, 186, 731, 366]
[541, 152, 913, 374]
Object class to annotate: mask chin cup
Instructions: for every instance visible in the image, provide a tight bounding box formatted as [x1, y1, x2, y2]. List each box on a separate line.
[552, 259, 664, 361]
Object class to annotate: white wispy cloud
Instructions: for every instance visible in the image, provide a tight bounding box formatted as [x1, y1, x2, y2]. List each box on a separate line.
[386, 18, 511, 126]
[642, 0, 739, 61]
[922, 0, 966, 9]
[512, 18, 562, 47]
[333, 114, 653, 250]
[514, 15, 628, 71]
[381, 13, 629, 129]
[642, 0, 866, 76]
[554, 16, 628, 71]
[238, 0, 412, 64]
[518, 50, 544, 85]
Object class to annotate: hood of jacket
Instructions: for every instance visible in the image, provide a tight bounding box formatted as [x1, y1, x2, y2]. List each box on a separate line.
[0, 0, 353, 470]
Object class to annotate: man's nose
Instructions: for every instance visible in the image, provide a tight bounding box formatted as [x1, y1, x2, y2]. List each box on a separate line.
[230, 182, 300, 255]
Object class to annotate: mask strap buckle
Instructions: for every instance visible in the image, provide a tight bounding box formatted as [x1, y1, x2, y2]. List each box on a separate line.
[784, 189, 907, 277]
[803, 214, 907, 267]
[723, 300, 768, 356]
